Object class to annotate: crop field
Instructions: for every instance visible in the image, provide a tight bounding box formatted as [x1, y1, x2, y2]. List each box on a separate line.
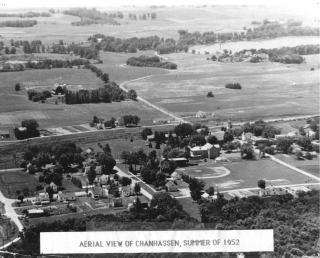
[0, 68, 170, 129]
[176, 159, 317, 191]
[0, 170, 38, 198]
[127, 52, 320, 122]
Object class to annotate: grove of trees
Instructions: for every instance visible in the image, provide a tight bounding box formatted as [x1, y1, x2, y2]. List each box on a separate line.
[126, 55, 177, 69]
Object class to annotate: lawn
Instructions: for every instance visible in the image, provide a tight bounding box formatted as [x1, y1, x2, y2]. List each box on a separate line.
[0, 170, 39, 198]
[176, 159, 317, 191]
[126, 53, 319, 122]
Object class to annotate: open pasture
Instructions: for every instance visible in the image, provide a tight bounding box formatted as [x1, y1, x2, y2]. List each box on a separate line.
[176, 159, 317, 191]
[127, 53, 320, 121]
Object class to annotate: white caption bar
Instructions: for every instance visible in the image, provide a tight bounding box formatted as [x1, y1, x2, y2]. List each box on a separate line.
[41, 230, 274, 254]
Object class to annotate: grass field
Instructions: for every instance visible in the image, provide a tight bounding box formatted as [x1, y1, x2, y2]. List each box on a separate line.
[176, 159, 317, 191]
[275, 154, 320, 177]
[0, 68, 170, 129]
[0, 171, 38, 198]
[96, 51, 169, 83]
[127, 52, 320, 121]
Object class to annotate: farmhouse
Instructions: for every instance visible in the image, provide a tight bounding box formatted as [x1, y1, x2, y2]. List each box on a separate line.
[195, 110, 207, 118]
[190, 143, 220, 159]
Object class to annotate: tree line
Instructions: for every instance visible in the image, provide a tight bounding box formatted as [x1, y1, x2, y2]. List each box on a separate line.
[0, 19, 37, 27]
[126, 55, 177, 69]
[178, 20, 319, 46]
[128, 12, 157, 20]
[63, 8, 120, 26]
[0, 11, 51, 18]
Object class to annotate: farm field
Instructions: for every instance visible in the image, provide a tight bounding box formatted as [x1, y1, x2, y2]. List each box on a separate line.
[176, 159, 318, 191]
[127, 52, 320, 122]
[0, 170, 38, 198]
[0, 68, 171, 129]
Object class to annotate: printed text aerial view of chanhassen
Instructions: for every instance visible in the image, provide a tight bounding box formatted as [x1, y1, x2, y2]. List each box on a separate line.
[0, 0, 319, 257]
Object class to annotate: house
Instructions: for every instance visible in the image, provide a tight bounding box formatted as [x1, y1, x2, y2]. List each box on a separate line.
[95, 165, 102, 175]
[241, 132, 254, 142]
[120, 185, 133, 197]
[201, 192, 217, 201]
[57, 191, 76, 202]
[0, 129, 10, 139]
[190, 143, 220, 159]
[171, 171, 181, 181]
[88, 186, 108, 199]
[165, 181, 179, 192]
[98, 174, 109, 185]
[195, 110, 207, 118]
[49, 182, 58, 192]
[32, 192, 50, 205]
[209, 131, 225, 142]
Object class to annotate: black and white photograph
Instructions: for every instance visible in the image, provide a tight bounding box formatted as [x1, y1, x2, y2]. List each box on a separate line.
[0, 0, 319, 257]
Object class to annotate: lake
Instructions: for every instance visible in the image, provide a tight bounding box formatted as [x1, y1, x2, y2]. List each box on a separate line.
[190, 36, 320, 54]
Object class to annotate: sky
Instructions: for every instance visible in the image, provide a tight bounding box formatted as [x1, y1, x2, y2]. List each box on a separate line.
[0, 0, 319, 9]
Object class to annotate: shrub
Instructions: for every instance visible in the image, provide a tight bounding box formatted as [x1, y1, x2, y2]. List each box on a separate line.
[207, 91, 214, 97]
[225, 83, 242, 89]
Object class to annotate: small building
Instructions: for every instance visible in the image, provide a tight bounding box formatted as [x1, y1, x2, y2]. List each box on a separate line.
[27, 209, 45, 218]
[0, 129, 10, 139]
[112, 197, 123, 207]
[147, 134, 155, 141]
[165, 133, 177, 139]
[190, 143, 220, 159]
[165, 181, 179, 192]
[167, 157, 188, 166]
